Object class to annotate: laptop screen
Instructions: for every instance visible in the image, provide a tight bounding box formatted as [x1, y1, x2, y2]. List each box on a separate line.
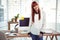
[19, 18, 30, 27]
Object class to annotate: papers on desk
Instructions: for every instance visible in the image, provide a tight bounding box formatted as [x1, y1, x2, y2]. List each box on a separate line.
[5, 32, 17, 36]
[8, 33, 17, 36]
[41, 29, 53, 33]
[41, 29, 60, 36]
[5, 32, 10, 35]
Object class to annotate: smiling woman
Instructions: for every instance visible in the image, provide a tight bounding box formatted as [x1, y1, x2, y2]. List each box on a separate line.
[28, 1, 43, 40]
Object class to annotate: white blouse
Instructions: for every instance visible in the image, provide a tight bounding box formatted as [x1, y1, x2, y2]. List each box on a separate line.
[29, 14, 43, 35]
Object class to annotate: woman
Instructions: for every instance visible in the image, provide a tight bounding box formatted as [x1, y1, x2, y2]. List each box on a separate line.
[28, 1, 43, 40]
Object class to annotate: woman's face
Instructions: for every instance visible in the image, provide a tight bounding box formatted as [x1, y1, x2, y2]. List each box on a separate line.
[33, 5, 39, 13]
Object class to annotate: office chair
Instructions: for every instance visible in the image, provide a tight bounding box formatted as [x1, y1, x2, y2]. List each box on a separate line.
[0, 31, 7, 40]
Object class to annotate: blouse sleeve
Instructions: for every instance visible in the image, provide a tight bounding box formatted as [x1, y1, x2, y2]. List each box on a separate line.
[28, 15, 32, 32]
[40, 10, 46, 31]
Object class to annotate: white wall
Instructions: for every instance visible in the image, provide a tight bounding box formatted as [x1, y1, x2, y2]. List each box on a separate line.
[20, 0, 32, 17]
[8, 0, 20, 21]
[39, 0, 56, 30]
[57, 0, 60, 32]
[57, 0, 60, 40]
[8, 0, 32, 21]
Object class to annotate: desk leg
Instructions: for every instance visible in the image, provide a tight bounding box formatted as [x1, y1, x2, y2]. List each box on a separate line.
[49, 36, 51, 40]
[51, 35, 54, 40]
[46, 36, 48, 40]
[46, 36, 52, 40]
[51, 35, 58, 40]
[55, 35, 58, 40]
[8, 22, 10, 30]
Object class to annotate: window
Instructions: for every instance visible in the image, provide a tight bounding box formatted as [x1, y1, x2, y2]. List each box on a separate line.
[0, 8, 4, 22]
[0, 0, 8, 30]
[0, 0, 4, 22]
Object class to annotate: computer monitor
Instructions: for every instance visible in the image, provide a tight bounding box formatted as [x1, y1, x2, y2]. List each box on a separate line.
[19, 18, 30, 27]
[18, 18, 30, 34]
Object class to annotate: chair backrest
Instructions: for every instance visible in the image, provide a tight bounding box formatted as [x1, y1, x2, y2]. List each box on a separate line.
[0, 31, 7, 40]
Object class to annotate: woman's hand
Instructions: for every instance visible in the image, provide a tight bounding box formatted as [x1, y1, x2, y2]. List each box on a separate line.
[31, 22, 34, 26]
[39, 33, 43, 37]
[32, 22, 34, 24]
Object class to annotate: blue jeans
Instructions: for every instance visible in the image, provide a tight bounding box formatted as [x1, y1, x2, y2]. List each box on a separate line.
[29, 32, 43, 40]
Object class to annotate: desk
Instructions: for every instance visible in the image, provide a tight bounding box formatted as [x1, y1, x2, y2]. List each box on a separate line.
[8, 21, 18, 30]
[6, 30, 60, 40]
[43, 33, 60, 40]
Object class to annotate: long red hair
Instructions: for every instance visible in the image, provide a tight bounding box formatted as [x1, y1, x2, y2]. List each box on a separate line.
[31, 1, 41, 22]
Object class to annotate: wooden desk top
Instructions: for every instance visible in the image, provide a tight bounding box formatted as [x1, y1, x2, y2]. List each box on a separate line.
[8, 21, 18, 24]
[5, 29, 60, 38]
[6, 32, 60, 38]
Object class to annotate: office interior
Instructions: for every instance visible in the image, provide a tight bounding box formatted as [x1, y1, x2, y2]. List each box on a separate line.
[0, 0, 60, 40]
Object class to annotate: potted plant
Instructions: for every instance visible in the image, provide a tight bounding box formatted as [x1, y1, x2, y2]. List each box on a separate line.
[15, 14, 19, 22]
